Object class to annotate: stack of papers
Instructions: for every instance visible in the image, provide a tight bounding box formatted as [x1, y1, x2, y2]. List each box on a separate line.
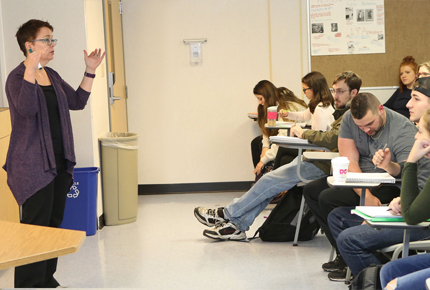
[346, 172, 395, 184]
[274, 121, 307, 128]
[351, 206, 404, 222]
[269, 136, 309, 144]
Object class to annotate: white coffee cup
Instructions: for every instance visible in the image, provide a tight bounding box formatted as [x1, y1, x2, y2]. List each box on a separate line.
[331, 156, 350, 183]
[267, 106, 278, 126]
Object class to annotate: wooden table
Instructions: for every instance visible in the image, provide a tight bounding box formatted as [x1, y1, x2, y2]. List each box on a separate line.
[0, 221, 86, 270]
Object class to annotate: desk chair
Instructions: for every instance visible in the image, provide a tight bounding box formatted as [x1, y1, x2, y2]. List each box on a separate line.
[292, 151, 338, 246]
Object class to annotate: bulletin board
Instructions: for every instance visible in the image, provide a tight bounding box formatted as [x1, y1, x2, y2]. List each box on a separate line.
[310, 0, 430, 87]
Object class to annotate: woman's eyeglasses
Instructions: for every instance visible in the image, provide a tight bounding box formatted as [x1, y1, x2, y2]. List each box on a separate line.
[30, 38, 58, 46]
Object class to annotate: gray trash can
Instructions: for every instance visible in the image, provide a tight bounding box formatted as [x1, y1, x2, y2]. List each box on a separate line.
[99, 132, 138, 225]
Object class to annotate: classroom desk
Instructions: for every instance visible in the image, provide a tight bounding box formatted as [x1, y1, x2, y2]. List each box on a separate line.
[272, 141, 333, 245]
[0, 221, 86, 270]
[265, 122, 309, 130]
[364, 219, 430, 258]
[273, 141, 331, 183]
[327, 176, 381, 206]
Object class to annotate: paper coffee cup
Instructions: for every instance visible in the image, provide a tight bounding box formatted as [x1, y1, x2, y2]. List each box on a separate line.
[331, 156, 350, 183]
[267, 106, 278, 126]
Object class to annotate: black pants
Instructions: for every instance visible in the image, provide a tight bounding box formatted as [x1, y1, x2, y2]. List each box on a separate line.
[273, 147, 299, 169]
[303, 176, 400, 250]
[15, 157, 72, 288]
[251, 135, 263, 168]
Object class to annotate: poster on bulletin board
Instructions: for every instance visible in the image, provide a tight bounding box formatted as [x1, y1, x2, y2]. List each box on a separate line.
[310, 0, 385, 56]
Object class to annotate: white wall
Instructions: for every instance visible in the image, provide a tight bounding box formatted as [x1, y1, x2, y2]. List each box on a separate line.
[123, 0, 304, 185]
[0, 0, 109, 217]
[84, 0, 110, 216]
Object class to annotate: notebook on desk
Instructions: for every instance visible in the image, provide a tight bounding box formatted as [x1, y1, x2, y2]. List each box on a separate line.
[346, 172, 395, 184]
[269, 136, 309, 144]
[351, 206, 430, 222]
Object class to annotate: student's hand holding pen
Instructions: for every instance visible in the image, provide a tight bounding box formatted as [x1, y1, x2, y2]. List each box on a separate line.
[290, 125, 304, 138]
[279, 109, 290, 118]
[372, 144, 391, 170]
[387, 197, 402, 216]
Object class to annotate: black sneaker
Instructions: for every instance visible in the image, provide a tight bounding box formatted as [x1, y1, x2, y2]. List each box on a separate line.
[322, 254, 347, 272]
[194, 207, 226, 227]
[203, 221, 247, 241]
[327, 268, 353, 282]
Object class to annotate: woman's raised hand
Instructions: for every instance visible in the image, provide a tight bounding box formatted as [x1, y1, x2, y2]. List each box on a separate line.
[83, 49, 106, 73]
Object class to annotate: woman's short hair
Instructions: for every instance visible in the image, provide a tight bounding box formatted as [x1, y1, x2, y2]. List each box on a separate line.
[16, 19, 53, 56]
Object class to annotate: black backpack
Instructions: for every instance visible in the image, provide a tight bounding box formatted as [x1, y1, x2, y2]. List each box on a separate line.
[253, 186, 320, 242]
[349, 264, 383, 290]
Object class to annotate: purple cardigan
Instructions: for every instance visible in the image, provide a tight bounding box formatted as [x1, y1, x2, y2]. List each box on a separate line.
[2, 62, 90, 206]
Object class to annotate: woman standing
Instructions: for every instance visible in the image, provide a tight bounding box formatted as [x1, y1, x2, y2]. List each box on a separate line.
[384, 56, 418, 118]
[3, 19, 105, 288]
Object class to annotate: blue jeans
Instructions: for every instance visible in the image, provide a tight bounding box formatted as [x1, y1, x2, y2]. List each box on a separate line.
[380, 254, 430, 290]
[224, 156, 326, 231]
[328, 207, 430, 276]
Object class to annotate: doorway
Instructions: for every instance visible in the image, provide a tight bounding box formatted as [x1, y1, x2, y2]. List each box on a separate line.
[103, 0, 128, 132]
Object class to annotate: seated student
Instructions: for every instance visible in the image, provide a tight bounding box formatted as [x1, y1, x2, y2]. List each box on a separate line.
[194, 71, 359, 241]
[250, 80, 307, 178]
[381, 254, 430, 290]
[280, 71, 335, 131]
[418, 60, 430, 78]
[384, 56, 418, 119]
[326, 77, 430, 281]
[302, 92, 418, 278]
[379, 110, 430, 290]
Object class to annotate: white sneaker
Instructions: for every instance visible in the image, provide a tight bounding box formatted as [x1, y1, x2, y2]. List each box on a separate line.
[203, 221, 247, 240]
[194, 207, 226, 227]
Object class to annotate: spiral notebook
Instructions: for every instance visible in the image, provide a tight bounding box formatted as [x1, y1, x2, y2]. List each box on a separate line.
[346, 172, 395, 184]
[269, 136, 309, 144]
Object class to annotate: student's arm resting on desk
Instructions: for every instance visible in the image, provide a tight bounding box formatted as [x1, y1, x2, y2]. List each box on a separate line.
[339, 136, 382, 206]
[301, 114, 343, 151]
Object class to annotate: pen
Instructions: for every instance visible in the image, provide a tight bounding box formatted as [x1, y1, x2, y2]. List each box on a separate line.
[387, 208, 393, 212]
[28, 49, 43, 70]
[374, 143, 388, 169]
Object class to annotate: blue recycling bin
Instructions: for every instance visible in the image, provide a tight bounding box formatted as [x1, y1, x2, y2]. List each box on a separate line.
[60, 167, 100, 236]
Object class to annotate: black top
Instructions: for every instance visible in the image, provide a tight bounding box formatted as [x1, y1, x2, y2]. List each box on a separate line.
[384, 88, 412, 119]
[40, 85, 64, 155]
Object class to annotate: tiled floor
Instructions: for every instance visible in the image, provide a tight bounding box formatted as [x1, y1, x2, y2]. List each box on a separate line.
[0, 192, 349, 289]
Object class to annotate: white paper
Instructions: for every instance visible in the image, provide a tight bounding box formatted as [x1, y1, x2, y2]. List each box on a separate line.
[309, 0, 385, 56]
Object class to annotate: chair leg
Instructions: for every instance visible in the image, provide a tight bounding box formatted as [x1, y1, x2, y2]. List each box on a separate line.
[328, 246, 335, 261]
[345, 267, 352, 284]
[293, 195, 305, 246]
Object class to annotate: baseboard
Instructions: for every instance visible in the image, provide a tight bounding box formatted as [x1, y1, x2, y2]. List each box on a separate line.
[138, 181, 253, 195]
[98, 214, 105, 230]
